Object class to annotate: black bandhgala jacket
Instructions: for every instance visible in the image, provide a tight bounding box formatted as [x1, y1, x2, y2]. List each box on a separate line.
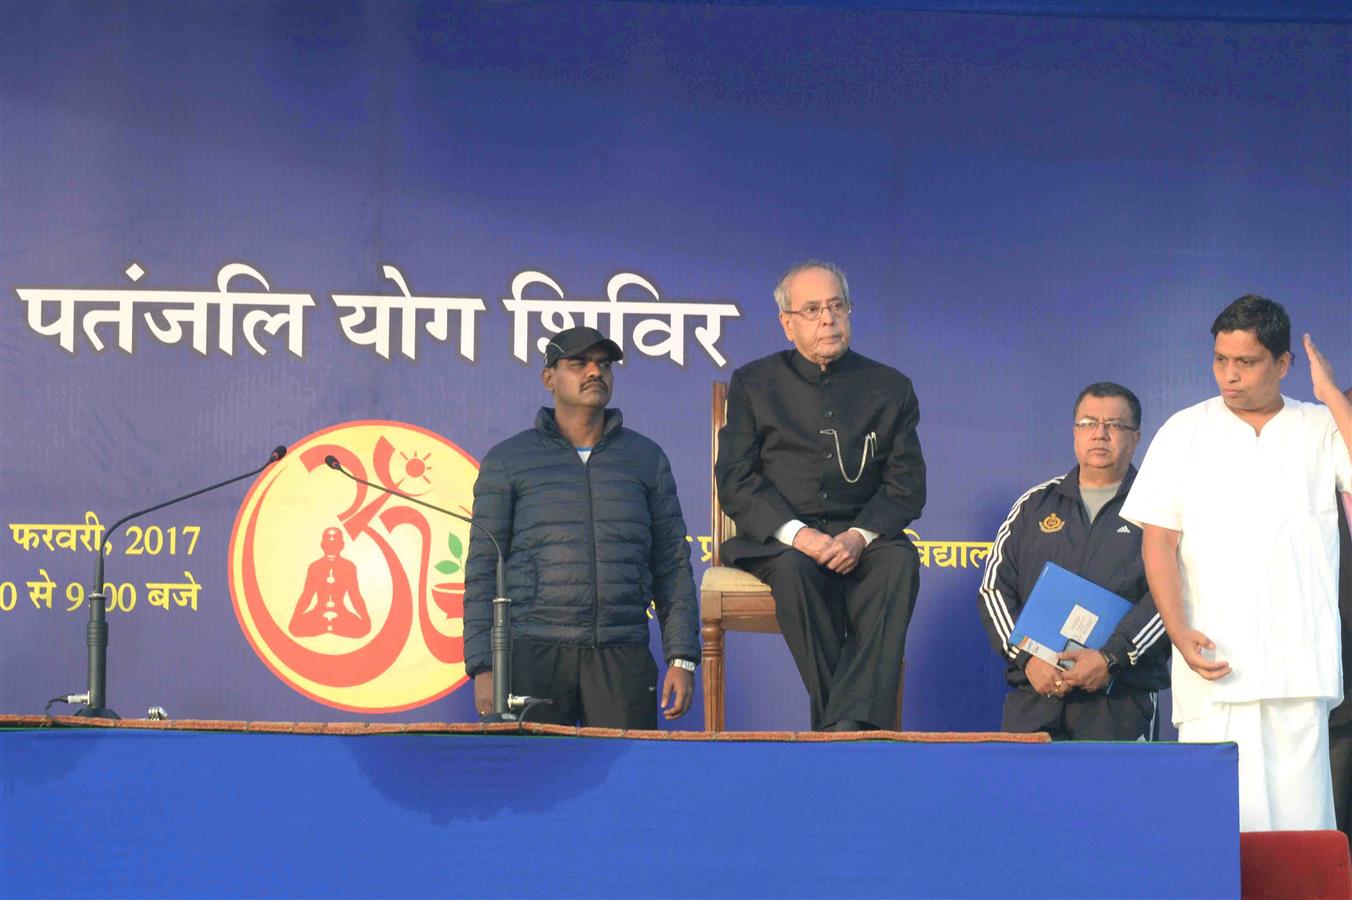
[715, 348, 926, 565]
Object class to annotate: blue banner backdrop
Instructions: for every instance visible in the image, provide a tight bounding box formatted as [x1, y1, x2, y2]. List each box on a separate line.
[1, 1, 1348, 731]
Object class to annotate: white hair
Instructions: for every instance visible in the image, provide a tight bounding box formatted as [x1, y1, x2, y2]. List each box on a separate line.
[773, 260, 850, 312]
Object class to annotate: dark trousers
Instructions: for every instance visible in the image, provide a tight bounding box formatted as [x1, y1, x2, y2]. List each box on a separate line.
[1330, 718, 1352, 839]
[1002, 684, 1159, 741]
[510, 639, 659, 729]
[745, 539, 919, 730]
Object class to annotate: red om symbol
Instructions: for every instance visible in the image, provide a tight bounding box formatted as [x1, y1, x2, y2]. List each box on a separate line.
[238, 435, 464, 686]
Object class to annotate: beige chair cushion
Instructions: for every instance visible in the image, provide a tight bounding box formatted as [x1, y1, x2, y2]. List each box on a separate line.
[700, 565, 773, 593]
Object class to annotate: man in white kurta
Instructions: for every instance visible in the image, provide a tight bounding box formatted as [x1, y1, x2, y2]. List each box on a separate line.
[1122, 295, 1352, 831]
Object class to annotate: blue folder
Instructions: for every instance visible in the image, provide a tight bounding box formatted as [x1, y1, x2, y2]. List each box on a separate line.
[1009, 561, 1133, 669]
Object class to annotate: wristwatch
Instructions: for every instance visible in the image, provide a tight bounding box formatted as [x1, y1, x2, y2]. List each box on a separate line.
[1098, 649, 1122, 674]
[670, 658, 697, 672]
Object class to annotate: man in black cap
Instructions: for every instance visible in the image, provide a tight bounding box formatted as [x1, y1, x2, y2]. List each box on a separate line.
[463, 326, 701, 727]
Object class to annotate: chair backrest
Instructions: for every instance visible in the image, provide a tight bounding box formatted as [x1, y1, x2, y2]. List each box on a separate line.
[710, 381, 736, 566]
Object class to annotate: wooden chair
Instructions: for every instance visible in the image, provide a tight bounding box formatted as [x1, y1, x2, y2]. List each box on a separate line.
[699, 381, 904, 732]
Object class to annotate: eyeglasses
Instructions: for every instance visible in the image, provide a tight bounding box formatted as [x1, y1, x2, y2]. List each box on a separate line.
[1073, 418, 1138, 434]
[784, 298, 852, 321]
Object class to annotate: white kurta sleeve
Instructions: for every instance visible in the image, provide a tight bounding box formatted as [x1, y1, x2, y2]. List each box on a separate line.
[1120, 413, 1188, 531]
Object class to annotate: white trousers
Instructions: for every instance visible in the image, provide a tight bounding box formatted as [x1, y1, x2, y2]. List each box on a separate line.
[1178, 698, 1334, 832]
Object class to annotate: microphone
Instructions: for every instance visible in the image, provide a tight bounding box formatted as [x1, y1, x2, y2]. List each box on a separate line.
[71, 445, 288, 719]
[323, 455, 538, 721]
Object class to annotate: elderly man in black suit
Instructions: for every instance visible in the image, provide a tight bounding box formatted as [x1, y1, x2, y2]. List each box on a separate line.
[715, 261, 926, 731]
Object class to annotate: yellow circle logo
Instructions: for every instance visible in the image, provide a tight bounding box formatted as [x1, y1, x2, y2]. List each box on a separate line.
[229, 421, 478, 712]
[1039, 512, 1065, 534]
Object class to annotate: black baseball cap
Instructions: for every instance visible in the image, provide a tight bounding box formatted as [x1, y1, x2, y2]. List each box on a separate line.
[543, 326, 624, 367]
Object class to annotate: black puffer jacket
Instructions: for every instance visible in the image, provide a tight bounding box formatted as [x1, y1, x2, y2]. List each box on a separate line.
[463, 407, 699, 677]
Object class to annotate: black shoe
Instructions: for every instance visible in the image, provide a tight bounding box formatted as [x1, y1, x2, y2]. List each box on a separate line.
[823, 719, 867, 732]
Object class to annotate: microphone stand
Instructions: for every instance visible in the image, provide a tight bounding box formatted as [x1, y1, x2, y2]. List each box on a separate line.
[73, 446, 289, 719]
[323, 457, 541, 722]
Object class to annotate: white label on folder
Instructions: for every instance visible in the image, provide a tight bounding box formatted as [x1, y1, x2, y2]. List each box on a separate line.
[1060, 605, 1099, 644]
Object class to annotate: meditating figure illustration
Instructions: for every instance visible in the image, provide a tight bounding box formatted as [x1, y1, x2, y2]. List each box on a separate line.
[290, 527, 372, 638]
